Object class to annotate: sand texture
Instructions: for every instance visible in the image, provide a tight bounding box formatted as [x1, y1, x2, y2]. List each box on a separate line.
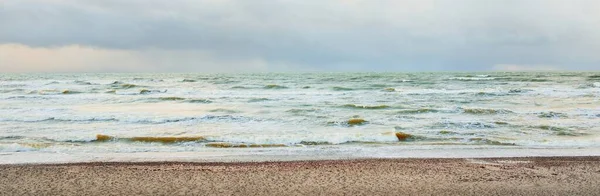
[1, 157, 600, 196]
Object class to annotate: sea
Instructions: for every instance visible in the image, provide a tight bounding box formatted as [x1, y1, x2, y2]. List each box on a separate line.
[1, 72, 599, 163]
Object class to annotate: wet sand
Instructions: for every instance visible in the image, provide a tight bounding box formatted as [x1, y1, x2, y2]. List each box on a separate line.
[1, 157, 599, 196]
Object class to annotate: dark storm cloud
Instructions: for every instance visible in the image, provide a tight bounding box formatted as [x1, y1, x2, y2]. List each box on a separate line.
[1, 0, 599, 72]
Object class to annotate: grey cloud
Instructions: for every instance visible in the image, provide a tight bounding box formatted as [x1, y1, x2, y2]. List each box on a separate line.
[1, 0, 599, 71]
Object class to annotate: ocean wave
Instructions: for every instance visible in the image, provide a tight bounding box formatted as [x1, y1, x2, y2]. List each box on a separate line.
[298, 141, 333, 145]
[61, 90, 82, 94]
[369, 84, 388, 88]
[449, 77, 495, 81]
[331, 86, 354, 91]
[0, 115, 251, 124]
[205, 142, 287, 148]
[136, 115, 252, 124]
[462, 108, 513, 115]
[0, 143, 40, 152]
[0, 88, 27, 93]
[140, 89, 166, 94]
[156, 97, 186, 101]
[211, 80, 239, 84]
[531, 125, 583, 136]
[537, 112, 568, 118]
[45, 81, 60, 85]
[206, 132, 423, 146]
[231, 86, 252, 89]
[342, 104, 391, 109]
[186, 99, 213, 103]
[0, 83, 27, 88]
[577, 83, 600, 89]
[123, 117, 199, 124]
[5, 96, 50, 100]
[508, 89, 533, 93]
[588, 75, 600, 80]
[208, 108, 240, 113]
[0, 136, 26, 140]
[431, 121, 496, 129]
[31, 89, 83, 95]
[395, 108, 441, 114]
[95, 135, 206, 143]
[132, 78, 164, 82]
[144, 96, 206, 103]
[181, 79, 197, 82]
[110, 82, 143, 89]
[107, 89, 166, 95]
[466, 138, 515, 146]
[263, 84, 288, 89]
[0, 133, 519, 150]
[496, 78, 550, 82]
[0, 117, 118, 123]
[327, 118, 368, 126]
[74, 80, 94, 85]
[286, 108, 320, 114]
[383, 88, 396, 92]
[472, 92, 505, 96]
[248, 98, 271, 102]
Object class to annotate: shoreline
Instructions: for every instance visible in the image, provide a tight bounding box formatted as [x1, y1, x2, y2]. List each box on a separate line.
[3, 155, 600, 166]
[3, 146, 600, 165]
[2, 156, 599, 195]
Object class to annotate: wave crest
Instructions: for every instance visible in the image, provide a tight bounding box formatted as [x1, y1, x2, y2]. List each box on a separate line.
[342, 104, 390, 109]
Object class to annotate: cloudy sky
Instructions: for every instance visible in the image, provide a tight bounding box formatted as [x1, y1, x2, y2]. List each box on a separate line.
[1, 0, 599, 72]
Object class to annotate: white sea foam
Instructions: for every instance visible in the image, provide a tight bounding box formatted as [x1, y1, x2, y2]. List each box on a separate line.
[449, 77, 495, 81]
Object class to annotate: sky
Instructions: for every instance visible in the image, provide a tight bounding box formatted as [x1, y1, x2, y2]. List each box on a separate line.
[1, 0, 599, 72]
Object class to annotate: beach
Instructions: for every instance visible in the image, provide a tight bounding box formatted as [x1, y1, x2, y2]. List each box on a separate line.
[1, 157, 599, 196]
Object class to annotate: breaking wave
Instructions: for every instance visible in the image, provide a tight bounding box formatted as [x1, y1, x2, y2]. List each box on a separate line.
[342, 104, 391, 109]
[0, 117, 118, 123]
[462, 108, 513, 115]
[332, 86, 354, 91]
[263, 84, 287, 89]
[449, 77, 495, 81]
[181, 79, 197, 82]
[0, 115, 252, 124]
[395, 108, 441, 114]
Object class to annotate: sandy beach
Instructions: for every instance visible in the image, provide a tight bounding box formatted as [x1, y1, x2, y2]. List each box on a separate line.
[1, 157, 599, 196]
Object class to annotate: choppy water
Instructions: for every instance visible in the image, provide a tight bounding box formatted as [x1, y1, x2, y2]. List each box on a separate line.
[1, 72, 599, 160]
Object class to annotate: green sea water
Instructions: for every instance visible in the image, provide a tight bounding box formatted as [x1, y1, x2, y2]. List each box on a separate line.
[0, 72, 599, 160]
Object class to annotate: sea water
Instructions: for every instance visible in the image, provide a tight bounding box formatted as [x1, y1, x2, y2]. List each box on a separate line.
[1, 72, 599, 163]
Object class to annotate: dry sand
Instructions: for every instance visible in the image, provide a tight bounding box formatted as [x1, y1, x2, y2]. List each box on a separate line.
[1, 157, 599, 196]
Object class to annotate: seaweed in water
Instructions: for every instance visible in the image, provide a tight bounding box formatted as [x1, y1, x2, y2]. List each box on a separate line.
[395, 132, 413, 141]
[347, 118, 367, 126]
